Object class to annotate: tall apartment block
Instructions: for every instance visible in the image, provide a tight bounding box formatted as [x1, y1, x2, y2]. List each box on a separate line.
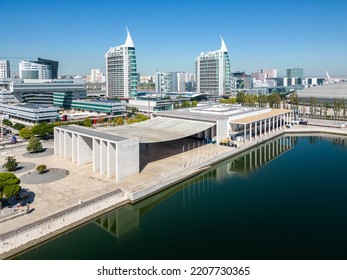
[0, 60, 10, 79]
[195, 36, 231, 95]
[105, 28, 137, 98]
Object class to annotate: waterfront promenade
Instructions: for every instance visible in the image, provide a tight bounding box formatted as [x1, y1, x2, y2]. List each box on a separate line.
[1, 124, 347, 259]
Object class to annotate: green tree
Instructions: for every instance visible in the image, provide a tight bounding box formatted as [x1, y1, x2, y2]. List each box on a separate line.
[13, 123, 25, 130]
[83, 118, 93, 127]
[27, 136, 43, 153]
[181, 101, 191, 108]
[36, 164, 47, 174]
[2, 156, 19, 172]
[2, 119, 12, 126]
[289, 91, 299, 111]
[19, 127, 33, 139]
[115, 117, 124, 126]
[191, 100, 198, 107]
[31, 122, 48, 138]
[236, 91, 245, 105]
[0, 172, 21, 208]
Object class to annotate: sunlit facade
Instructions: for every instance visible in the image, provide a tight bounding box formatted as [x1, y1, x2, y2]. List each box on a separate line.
[105, 28, 137, 98]
[195, 36, 231, 95]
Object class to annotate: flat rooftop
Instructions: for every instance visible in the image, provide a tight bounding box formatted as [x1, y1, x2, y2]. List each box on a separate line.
[57, 125, 127, 142]
[231, 109, 292, 124]
[155, 105, 268, 122]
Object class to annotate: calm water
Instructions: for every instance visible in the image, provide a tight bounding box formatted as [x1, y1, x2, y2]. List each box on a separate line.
[16, 135, 347, 260]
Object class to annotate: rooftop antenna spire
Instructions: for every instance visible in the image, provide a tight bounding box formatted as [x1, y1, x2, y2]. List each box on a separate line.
[220, 35, 228, 52]
[125, 26, 135, 48]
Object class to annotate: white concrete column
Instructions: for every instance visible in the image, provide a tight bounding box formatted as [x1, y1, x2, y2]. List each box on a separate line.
[264, 118, 268, 136]
[59, 130, 64, 157]
[93, 138, 100, 172]
[244, 124, 246, 142]
[249, 123, 252, 141]
[107, 142, 116, 178]
[100, 140, 108, 176]
[72, 133, 78, 163]
[259, 120, 262, 136]
[54, 129, 60, 156]
[255, 121, 258, 139]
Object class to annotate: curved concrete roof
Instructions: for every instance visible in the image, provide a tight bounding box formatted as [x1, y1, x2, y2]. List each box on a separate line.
[101, 117, 215, 143]
[298, 82, 347, 100]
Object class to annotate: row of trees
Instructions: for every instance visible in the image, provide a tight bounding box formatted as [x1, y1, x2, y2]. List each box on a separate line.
[307, 97, 346, 119]
[232, 92, 285, 108]
[18, 118, 94, 139]
[2, 119, 26, 131]
[174, 100, 198, 109]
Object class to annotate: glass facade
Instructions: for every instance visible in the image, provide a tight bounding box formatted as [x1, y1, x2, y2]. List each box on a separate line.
[105, 31, 137, 99]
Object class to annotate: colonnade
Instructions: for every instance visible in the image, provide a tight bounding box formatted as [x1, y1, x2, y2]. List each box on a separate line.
[241, 111, 292, 142]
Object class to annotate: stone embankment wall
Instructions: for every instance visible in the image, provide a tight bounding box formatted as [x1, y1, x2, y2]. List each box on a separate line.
[0, 189, 127, 258]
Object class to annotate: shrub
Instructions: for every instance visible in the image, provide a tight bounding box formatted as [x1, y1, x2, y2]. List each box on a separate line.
[3, 119, 12, 126]
[27, 136, 43, 153]
[13, 123, 26, 130]
[36, 164, 47, 174]
[2, 156, 19, 172]
[19, 127, 33, 139]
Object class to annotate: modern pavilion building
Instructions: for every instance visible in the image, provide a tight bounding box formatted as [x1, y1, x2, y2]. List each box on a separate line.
[105, 28, 137, 99]
[195, 36, 231, 95]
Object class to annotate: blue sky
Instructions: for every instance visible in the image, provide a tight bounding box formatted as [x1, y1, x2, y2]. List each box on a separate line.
[1, 0, 347, 77]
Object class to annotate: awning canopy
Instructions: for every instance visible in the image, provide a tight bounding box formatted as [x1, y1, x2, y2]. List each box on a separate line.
[102, 117, 216, 143]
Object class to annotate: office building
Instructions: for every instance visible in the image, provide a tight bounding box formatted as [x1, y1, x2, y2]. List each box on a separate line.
[286, 68, 303, 79]
[105, 27, 137, 98]
[0, 103, 59, 123]
[195, 36, 231, 95]
[155, 72, 178, 93]
[12, 79, 86, 106]
[37, 57, 59, 79]
[19, 60, 53, 79]
[0, 60, 10, 79]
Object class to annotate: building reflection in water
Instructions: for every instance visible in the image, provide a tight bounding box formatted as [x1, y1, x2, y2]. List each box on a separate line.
[94, 135, 298, 238]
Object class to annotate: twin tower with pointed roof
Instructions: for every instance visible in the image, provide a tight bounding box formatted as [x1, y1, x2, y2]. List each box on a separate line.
[105, 28, 231, 98]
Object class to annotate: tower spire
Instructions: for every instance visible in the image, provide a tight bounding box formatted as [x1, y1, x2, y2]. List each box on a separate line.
[220, 35, 228, 52]
[125, 26, 135, 48]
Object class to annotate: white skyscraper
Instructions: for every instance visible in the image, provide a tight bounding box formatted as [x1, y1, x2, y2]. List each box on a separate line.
[105, 27, 137, 98]
[0, 60, 10, 79]
[195, 36, 231, 95]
